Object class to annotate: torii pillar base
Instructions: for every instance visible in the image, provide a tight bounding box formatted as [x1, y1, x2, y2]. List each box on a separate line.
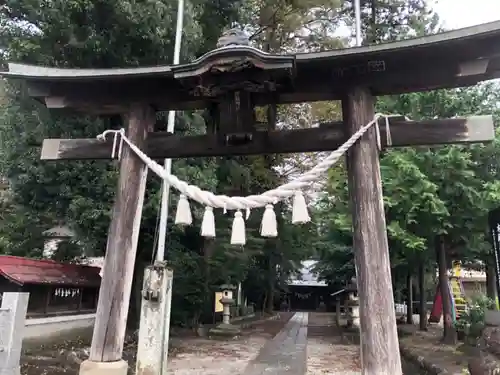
[80, 360, 127, 375]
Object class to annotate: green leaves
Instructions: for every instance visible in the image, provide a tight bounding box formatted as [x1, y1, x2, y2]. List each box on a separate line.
[316, 83, 500, 287]
[2, 0, 500, 326]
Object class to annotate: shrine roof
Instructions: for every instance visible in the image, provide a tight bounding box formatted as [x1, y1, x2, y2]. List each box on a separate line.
[3, 64, 173, 80]
[4, 21, 500, 80]
[2, 21, 500, 112]
[0, 255, 101, 287]
[295, 20, 500, 61]
[287, 260, 327, 287]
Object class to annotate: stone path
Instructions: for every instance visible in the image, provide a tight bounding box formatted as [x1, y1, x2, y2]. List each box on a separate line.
[242, 312, 309, 375]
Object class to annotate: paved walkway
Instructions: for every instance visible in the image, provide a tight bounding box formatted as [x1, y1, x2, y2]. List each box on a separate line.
[242, 312, 309, 375]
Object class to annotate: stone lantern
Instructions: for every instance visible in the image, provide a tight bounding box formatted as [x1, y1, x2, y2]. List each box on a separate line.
[345, 277, 360, 328]
[210, 283, 241, 338]
[219, 283, 236, 325]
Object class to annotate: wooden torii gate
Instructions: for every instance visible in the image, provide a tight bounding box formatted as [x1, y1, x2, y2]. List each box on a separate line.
[3, 22, 500, 375]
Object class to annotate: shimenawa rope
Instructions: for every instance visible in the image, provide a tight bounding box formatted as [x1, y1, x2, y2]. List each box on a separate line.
[97, 113, 395, 245]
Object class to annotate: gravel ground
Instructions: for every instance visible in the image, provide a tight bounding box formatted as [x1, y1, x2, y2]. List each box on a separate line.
[21, 312, 387, 375]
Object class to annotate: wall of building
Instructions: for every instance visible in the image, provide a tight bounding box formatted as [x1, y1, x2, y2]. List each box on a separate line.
[462, 280, 487, 297]
[23, 313, 95, 344]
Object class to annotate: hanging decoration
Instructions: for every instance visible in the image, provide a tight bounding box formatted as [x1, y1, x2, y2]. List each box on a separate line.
[97, 113, 395, 245]
[231, 210, 246, 245]
[260, 204, 278, 237]
[201, 206, 216, 238]
[174, 194, 192, 226]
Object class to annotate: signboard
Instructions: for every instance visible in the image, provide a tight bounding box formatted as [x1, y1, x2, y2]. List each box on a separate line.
[214, 292, 223, 313]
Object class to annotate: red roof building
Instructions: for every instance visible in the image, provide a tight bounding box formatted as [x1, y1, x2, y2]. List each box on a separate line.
[0, 256, 101, 317]
[0, 255, 101, 287]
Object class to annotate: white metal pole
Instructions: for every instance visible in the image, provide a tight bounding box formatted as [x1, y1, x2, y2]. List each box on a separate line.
[157, 0, 185, 262]
[354, 0, 362, 47]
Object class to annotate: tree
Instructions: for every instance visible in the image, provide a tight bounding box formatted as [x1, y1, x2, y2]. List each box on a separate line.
[0, 0, 323, 327]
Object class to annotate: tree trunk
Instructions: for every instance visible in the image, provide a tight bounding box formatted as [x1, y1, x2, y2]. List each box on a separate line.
[393, 268, 402, 303]
[266, 249, 275, 313]
[262, 291, 268, 313]
[418, 260, 427, 331]
[370, 0, 377, 43]
[436, 236, 457, 344]
[406, 270, 413, 324]
[486, 262, 498, 309]
[202, 238, 215, 321]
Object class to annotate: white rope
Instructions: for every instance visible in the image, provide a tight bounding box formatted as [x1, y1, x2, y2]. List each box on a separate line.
[97, 113, 396, 211]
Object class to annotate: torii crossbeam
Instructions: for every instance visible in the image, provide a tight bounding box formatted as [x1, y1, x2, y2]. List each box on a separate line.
[3, 22, 500, 375]
[41, 116, 494, 160]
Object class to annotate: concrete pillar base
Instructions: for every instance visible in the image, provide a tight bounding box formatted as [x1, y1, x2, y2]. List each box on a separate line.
[79, 360, 128, 375]
[0, 366, 20, 375]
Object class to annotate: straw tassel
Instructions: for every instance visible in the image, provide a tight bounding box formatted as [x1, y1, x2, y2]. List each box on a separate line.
[175, 194, 193, 226]
[260, 204, 278, 237]
[230, 210, 246, 245]
[292, 191, 311, 224]
[201, 206, 216, 238]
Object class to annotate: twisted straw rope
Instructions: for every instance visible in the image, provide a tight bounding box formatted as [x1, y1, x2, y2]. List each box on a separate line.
[98, 113, 393, 211]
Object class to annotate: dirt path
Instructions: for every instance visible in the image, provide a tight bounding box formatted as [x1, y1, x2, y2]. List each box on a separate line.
[167, 313, 294, 375]
[21, 312, 369, 375]
[306, 313, 360, 375]
[21, 312, 294, 375]
[240, 312, 308, 375]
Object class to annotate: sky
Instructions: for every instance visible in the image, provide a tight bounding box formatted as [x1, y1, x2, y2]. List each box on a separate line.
[433, 0, 500, 29]
[334, 0, 500, 40]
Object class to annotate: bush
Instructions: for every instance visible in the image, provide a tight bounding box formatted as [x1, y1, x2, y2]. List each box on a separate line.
[455, 294, 495, 344]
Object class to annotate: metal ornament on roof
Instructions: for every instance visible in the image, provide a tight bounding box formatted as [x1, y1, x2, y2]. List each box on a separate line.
[172, 29, 294, 97]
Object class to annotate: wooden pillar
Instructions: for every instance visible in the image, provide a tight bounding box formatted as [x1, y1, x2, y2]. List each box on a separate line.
[436, 235, 456, 344]
[406, 271, 413, 324]
[335, 298, 341, 327]
[77, 288, 83, 311]
[486, 262, 498, 308]
[89, 104, 154, 363]
[418, 261, 427, 331]
[342, 87, 402, 375]
[43, 287, 51, 315]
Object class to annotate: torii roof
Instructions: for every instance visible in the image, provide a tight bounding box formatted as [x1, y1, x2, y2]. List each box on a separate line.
[2, 21, 500, 113]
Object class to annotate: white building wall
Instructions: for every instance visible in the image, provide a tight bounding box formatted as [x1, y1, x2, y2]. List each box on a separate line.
[23, 313, 95, 343]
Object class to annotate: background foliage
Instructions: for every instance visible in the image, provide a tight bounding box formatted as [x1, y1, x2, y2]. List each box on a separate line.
[1, 0, 499, 330]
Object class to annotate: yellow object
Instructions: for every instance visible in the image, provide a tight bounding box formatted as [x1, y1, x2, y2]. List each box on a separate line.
[452, 261, 461, 277]
[450, 261, 467, 318]
[449, 277, 467, 317]
[214, 292, 223, 312]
